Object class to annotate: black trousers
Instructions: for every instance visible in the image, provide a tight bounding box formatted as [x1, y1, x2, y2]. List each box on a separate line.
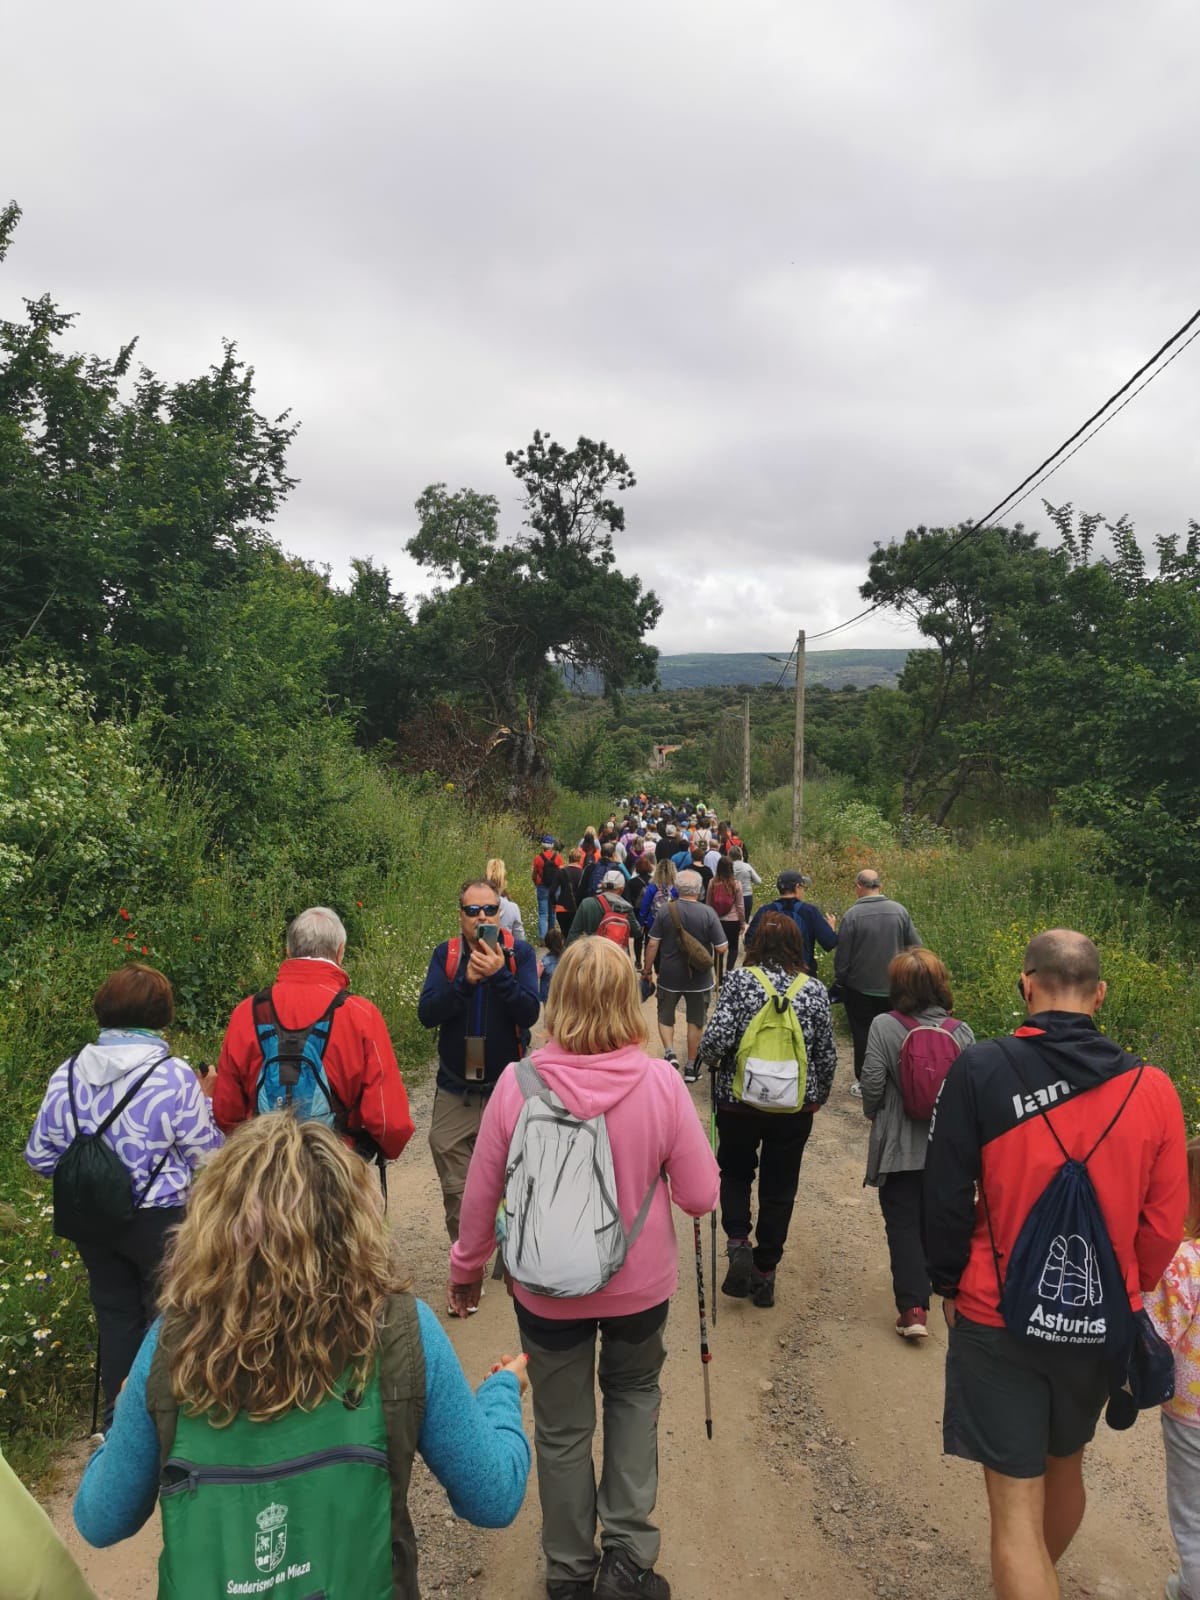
[716, 1106, 814, 1272]
[877, 1169, 930, 1312]
[843, 989, 893, 1079]
[77, 1205, 185, 1427]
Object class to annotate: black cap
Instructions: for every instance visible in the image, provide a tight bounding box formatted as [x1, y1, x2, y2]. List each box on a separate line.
[776, 870, 811, 892]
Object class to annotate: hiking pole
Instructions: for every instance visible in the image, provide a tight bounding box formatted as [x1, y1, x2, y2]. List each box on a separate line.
[708, 1063, 718, 1328]
[693, 1215, 713, 1439]
[91, 1333, 102, 1436]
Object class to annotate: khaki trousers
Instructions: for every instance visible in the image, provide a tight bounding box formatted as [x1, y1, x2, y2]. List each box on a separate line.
[520, 1313, 667, 1584]
[428, 1087, 486, 1242]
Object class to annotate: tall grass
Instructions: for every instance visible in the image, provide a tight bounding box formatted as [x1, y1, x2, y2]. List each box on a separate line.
[0, 766, 539, 1476]
[739, 782, 1200, 1124]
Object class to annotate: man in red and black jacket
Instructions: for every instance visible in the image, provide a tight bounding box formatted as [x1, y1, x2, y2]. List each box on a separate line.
[925, 928, 1186, 1600]
[214, 905, 415, 1163]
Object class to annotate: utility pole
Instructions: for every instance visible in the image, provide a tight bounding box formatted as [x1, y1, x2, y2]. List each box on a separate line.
[742, 694, 751, 811]
[791, 630, 806, 854]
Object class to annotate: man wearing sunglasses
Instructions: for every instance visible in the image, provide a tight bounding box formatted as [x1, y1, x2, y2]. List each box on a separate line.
[418, 878, 540, 1250]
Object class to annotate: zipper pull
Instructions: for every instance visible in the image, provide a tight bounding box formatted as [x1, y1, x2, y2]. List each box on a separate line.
[188, 1468, 199, 1495]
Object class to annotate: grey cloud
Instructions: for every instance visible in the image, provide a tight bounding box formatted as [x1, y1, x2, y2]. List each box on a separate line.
[5, 0, 1200, 657]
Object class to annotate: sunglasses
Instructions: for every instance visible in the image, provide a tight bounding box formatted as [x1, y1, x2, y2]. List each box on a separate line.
[461, 903, 501, 917]
[1015, 969, 1036, 995]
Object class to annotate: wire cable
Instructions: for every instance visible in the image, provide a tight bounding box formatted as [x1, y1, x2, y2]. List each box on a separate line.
[805, 302, 1200, 643]
[770, 643, 797, 690]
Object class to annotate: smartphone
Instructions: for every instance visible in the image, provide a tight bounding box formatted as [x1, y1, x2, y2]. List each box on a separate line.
[477, 923, 500, 948]
[465, 1035, 486, 1082]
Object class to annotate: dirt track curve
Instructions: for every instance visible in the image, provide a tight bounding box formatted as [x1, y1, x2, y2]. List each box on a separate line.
[44, 1005, 1178, 1599]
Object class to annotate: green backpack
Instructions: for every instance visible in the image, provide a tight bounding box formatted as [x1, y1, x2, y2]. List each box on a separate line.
[731, 968, 812, 1112]
[146, 1295, 425, 1599]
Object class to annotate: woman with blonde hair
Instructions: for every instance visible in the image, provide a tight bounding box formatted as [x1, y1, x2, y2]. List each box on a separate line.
[450, 938, 718, 1600]
[486, 856, 526, 942]
[74, 1117, 531, 1598]
[861, 946, 973, 1340]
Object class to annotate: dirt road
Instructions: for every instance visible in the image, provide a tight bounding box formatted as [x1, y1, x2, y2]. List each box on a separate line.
[45, 1016, 1178, 1599]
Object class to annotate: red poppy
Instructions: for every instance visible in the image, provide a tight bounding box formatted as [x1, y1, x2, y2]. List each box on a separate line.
[141, 946, 149, 955]
[118, 908, 130, 920]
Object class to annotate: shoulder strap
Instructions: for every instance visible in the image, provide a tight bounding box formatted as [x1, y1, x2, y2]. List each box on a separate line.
[995, 1037, 1143, 1165]
[783, 971, 813, 1002]
[515, 1057, 549, 1101]
[744, 966, 778, 1001]
[90, 1054, 169, 1139]
[444, 936, 463, 983]
[888, 1010, 920, 1033]
[624, 1165, 667, 1254]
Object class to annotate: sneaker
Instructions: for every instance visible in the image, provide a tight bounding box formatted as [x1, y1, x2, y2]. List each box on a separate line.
[721, 1239, 753, 1298]
[682, 1061, 701, 1084]
[594, 1549, 670, 1599]
[547, 1581, 596, 1599]
[1164, 1574, 1192, 1600]
[848, 1081, 863, 1098]
[663, 1048, 679, 1068]
[750, 1268, 776, 1308]
[896, 1307, 929, 1340]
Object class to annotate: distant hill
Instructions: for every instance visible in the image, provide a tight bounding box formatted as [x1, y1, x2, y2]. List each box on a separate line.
[650, 649, 909, 690]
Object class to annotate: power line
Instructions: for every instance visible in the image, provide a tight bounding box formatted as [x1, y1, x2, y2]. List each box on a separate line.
[805, 302, 1200, 644]
[770, 644, 797, 691]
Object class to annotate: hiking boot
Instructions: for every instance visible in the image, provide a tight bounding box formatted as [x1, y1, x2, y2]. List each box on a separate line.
[594, 1549, 670, 1599]
[750, 1267, 776, 1308]
[682, 1060, 701, 1084]
[896, 1307, 929, 1340]
[721, 1239, 753, 1298]
[547, 1580, 595, 1599]
[848, 1081, 863, 1098]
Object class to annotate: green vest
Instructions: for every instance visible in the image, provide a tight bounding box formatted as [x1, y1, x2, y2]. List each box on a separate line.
[145, 1293, 425, 1600]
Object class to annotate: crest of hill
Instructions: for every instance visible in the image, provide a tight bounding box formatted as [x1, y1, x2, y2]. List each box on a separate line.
[651, 649, 908, 690]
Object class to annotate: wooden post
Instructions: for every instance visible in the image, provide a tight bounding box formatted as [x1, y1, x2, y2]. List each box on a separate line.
[791, 630, 805, 854]
[742, 694, 751, 810]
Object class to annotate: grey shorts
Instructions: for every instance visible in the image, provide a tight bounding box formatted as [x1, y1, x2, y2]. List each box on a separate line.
[943, 1313, 1109, 1478]
[656, 987, 710, 1028]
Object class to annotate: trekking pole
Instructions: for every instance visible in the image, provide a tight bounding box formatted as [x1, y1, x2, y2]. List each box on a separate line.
[91, 1333, 102, 1436]
[708, 1064, 718, 1328]
[693, 1215, 713, 1439]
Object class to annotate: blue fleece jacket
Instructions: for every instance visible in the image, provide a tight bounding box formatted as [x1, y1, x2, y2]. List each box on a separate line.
[417, 937, 540, 1095]
[745, 896, 838, 973]
[74, 1301, 530, 1547]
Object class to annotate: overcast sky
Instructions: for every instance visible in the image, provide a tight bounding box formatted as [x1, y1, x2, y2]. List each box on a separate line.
[5, 0, 1200, 653]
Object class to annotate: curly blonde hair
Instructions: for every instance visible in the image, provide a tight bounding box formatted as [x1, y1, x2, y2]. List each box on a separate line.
[158, 1116, 407, 1424]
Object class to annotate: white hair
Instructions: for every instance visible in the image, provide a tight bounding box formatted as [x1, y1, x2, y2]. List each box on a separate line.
[286, 906, 347, 960]
[676, 870, 703, 898]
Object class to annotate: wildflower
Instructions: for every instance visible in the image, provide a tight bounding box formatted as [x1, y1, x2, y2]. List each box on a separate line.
[112, 937, 119, 944]
[32, 1328, 50, 1342]
[119, 908, 130, 920]
[141, 946, 149, 954]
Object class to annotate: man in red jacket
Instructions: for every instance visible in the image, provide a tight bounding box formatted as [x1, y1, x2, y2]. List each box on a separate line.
[214, 906, 414, 1165]
[925, 928, 1187, 1600]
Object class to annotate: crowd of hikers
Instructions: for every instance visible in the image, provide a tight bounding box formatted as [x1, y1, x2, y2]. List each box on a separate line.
[8, 791, 1198, 1600]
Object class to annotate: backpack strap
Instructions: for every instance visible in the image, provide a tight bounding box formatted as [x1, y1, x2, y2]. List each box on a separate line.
[623, 1166, 667, 1255]
[252, 985, 351, 1123]
[70, 1051, 169, 1140]
[445, 932, 518, 985]
[996, 1037, 1143, 1165]
[887, 1010, 920, 1033]
[515, 1057, 550, 1101]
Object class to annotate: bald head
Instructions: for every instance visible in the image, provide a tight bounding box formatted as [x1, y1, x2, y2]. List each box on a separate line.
[1022, 929, 1105, 1015]
[855, 870, 882, 895]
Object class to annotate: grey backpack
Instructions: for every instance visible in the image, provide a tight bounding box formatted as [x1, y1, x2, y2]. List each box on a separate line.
[501, 1059, 662, 1297]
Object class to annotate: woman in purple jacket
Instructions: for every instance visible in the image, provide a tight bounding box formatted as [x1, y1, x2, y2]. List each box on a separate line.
[25, 963, 222, 1428]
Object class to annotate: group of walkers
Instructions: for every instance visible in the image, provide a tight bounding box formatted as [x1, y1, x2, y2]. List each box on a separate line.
[10, 796, 1200, 1600]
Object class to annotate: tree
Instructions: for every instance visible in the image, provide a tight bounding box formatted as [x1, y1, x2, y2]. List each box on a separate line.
[859, 523, 1062, 823]
[328, 558, 413, 746]
[1003, 504, 1200, 900]
[406, 432, 660, 784]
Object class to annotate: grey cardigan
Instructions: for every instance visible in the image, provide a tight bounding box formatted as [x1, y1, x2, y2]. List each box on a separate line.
[861, 1006, 975, 1186]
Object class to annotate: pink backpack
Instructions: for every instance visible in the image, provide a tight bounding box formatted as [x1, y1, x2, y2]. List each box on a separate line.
[889, 1012, 965, 1120]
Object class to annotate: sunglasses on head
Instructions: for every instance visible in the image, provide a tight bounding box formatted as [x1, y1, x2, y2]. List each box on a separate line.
[461, 902, 501, 917]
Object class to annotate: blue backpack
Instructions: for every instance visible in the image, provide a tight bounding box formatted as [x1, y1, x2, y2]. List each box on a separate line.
[253, 988, 350, 1127]
[983, 1039, 1140, 1356]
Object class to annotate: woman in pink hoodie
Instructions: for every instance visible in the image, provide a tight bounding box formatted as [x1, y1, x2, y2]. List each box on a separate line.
[449, 937, 718, 1600]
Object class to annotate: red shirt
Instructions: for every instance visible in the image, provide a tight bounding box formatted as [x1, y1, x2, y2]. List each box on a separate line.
[214, 958, 414, 1160]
